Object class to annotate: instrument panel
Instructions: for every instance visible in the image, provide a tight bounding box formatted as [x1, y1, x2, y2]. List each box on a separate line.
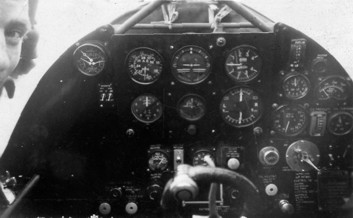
[1, 28, 352, 217]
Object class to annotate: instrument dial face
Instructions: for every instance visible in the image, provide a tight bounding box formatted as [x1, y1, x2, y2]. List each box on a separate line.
[131, 95, 163, 124]
[177, 94, 206, 121]
[193, 150, 214, 166]
[328, 112, 353, 135]
[127, 48, 163, 84]
[273, 105, 307, 136]
[148, 151, 168, 171]
[171, 46, 211, 84]
[282, 73, 310, 100]
[225, 45, 262, 83]
[220, 87, 262, 128]
[73, 42, 107, 76]
[317, 76, 350, 101]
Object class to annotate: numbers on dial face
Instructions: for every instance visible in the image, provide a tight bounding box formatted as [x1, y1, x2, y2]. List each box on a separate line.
[328, 112, 353, 136]
[148, 151, 169, 171]
[172, 46, 211, 84]
[273, 105, 307, 136]
[225, 45, 262, 83]
[193, 150, 214, 166]
[317, 76, 350, 101]
[131, 95, 163, 124]
[73, 42, 107, 76]
[177, 94, 206, 121]
[127, 48, 163, 85]
[220, 87, 262, 127]
[282, 73, 310, 100]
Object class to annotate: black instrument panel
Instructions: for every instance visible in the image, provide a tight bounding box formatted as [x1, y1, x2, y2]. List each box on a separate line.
[1, 28, 352, 217]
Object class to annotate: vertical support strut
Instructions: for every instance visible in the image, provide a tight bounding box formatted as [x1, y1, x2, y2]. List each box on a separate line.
[114, 0, 167, 34]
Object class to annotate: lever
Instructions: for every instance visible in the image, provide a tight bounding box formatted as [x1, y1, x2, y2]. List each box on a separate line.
[300, 151, 320, 172]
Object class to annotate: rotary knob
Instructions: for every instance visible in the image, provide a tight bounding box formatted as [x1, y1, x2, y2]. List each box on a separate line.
[147, 184, 163, 201]
[259, 146, 280, 166]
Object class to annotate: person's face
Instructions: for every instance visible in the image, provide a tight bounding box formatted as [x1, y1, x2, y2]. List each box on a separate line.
[0, 0, 30, 88]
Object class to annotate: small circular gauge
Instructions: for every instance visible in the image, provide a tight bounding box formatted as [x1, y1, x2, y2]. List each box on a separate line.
[317, 76, 350, 101]
[328, 112, 353, 135]
[273, 105, 307, 136]
[220, 87, 262, 128]
[225, 45, 262, 83]
[193, 150, 214, 166]
[286, 140, 320, 172]
[171, 46, 211, 84]
[148, 151, 169, 171]
[177, 94, 206, 121]
[126, 48, 163, 84]
[282, 73, 310, 100]
[131, 95, 163, 124]
[73, 42, 107, 76]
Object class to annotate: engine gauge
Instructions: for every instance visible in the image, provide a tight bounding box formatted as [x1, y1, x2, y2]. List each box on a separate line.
[273, 105, 307, 136]
[317, 76, 350, 101]
[220, 87, 262, 128]
[73, 42, 107, 76]
[225, 45, 262, 83]
[131, 95, 163, 124]
[171, 46, 211, 84]
[126, 48, 163, 84]
[193, 150, 215, 166]
[282, 73, 310, 100]
[328, 112, 353, 135]
[177, 94, 206, 121]
[148, 151, 169, 171]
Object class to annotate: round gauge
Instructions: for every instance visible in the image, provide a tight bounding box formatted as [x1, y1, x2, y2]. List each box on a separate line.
[273, 105, 307, 136]
[148, 151, 169, 171]
[131, 95, 163, 124]
[126, 48, 163, 84]
[220, 87, 262, 128]
[177, 94, 206, 121]
[317, 76, 350, 101]
[193, 150, 214, 166]
[282, 73, 310, 100]
[171, 46, 211, 84]
[225, 45, 262, 83]
[328, 112, 353, 135]
[73, 42, 107, 76]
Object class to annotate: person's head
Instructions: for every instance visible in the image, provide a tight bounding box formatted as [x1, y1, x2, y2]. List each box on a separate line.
[0, 0, 31, 89]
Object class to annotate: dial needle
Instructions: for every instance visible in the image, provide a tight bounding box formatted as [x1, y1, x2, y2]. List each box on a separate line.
[285, 121, 290, 133]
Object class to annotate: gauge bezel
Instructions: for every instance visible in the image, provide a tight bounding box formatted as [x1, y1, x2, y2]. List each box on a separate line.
[316, 75, 351, 101]
[224, 45, 262, 83]
[192, 149, 215, 166]
[219, 86, 263, 128]
[177, 94, 206, 121]
[131, 94, 163, 124]
[171, 45, 211, 85]
[125, 47, 163, 85]
[148, 150, 169, 171]
[282, 72, 311, 100]
[73, 41, 108, 76]
[272, 104, 308, 137]
[327, 111, 353, 136]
